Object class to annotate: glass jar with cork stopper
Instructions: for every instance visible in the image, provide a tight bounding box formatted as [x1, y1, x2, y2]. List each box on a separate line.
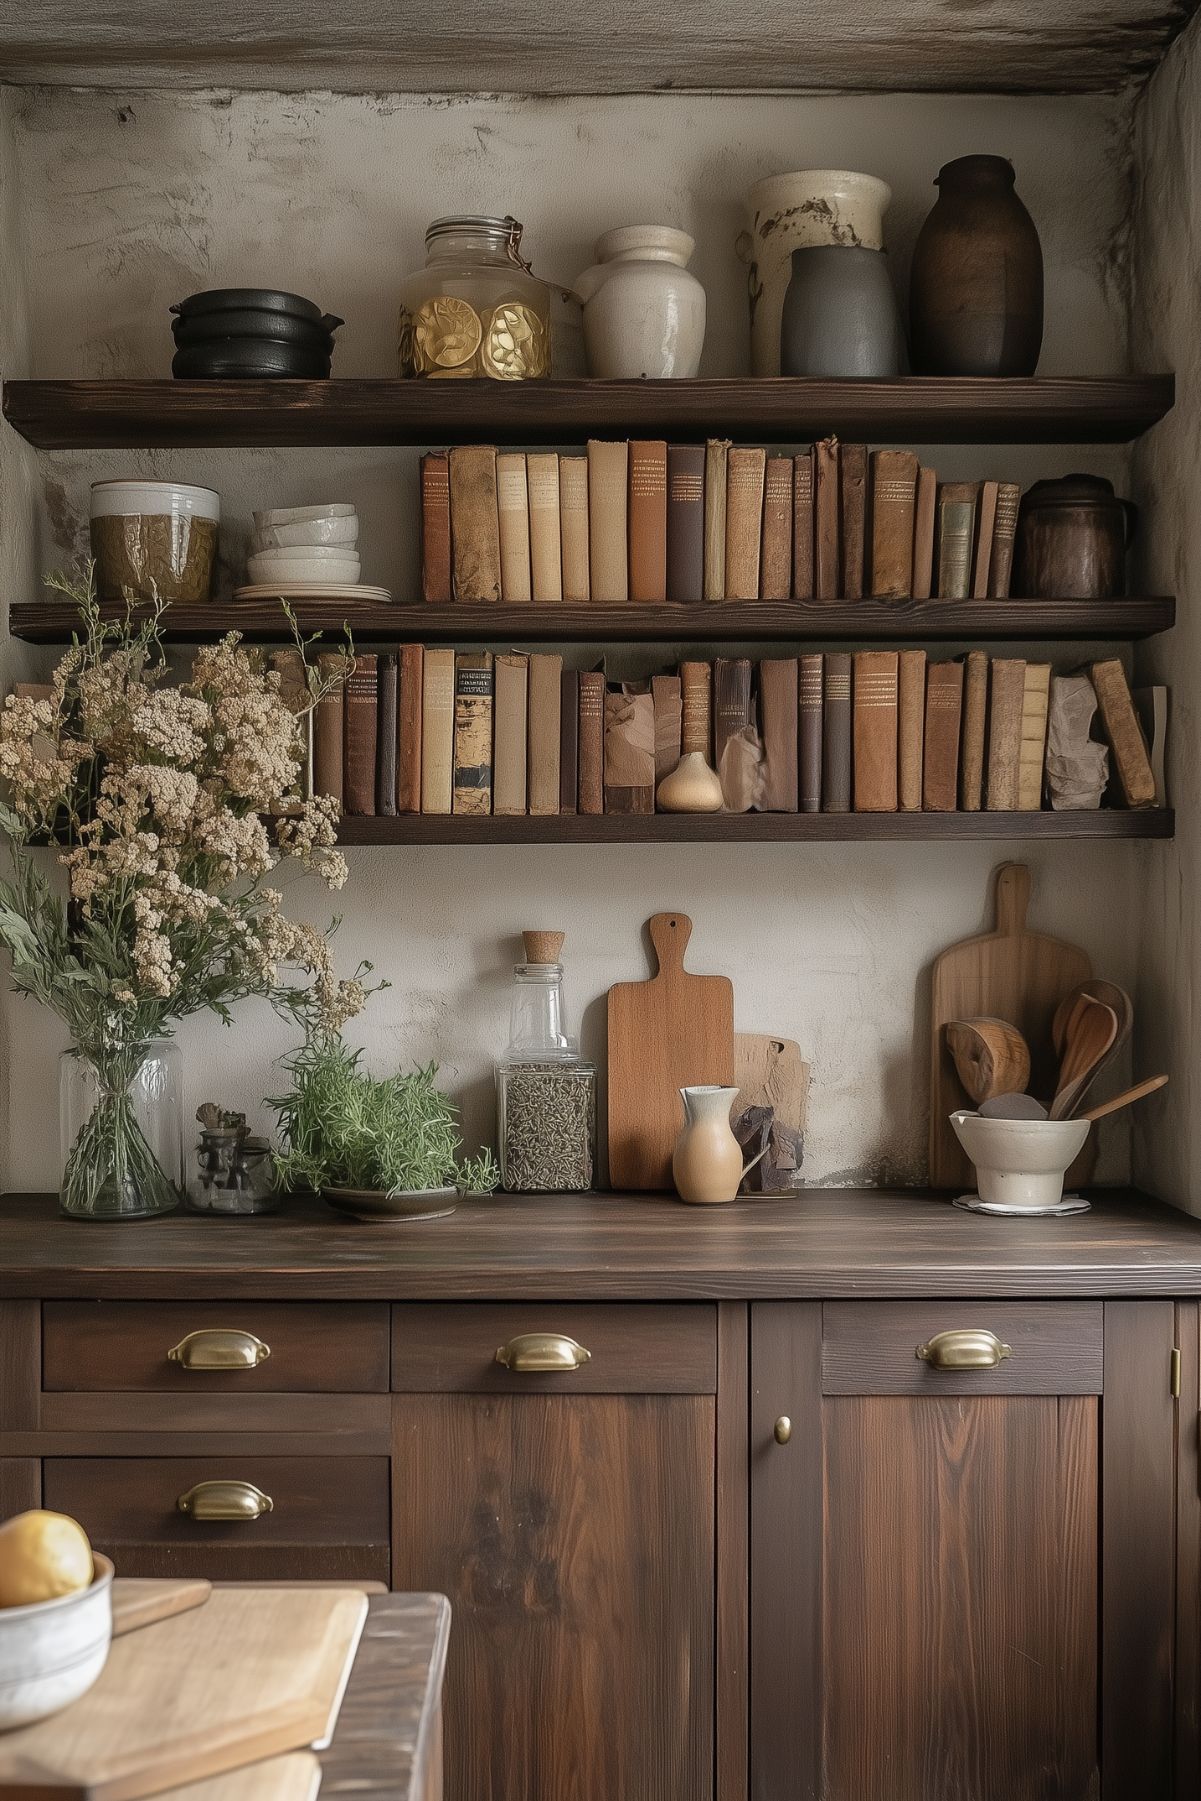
[496, 931, 596, 1193]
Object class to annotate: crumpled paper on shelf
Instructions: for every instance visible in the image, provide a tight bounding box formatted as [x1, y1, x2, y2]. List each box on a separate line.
[1046, 671, 1109, 810]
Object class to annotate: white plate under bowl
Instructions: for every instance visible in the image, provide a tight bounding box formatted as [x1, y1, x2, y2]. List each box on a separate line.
[953, 1195, 1092, 1217]
[233, 583, 392, 605]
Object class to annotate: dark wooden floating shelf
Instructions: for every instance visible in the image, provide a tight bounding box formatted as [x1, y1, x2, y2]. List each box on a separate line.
[1, 375, 1176, 449]
[335, 811, 1174, 845]
[10, 597, 1177, 646]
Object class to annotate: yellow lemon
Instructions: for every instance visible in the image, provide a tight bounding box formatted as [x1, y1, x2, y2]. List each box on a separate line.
[0, 1510, 94, 1608]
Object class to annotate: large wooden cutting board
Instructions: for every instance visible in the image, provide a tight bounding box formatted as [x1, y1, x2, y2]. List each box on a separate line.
[608, 911, 735, 1189]
[157, 1753, 321, 1801]
[111, 1578, 211, 1639]
[929, 863, 1091, 1189]
[0, 1587, 366, 1801]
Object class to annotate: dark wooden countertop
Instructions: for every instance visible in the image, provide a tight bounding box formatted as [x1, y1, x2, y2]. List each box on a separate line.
[2, 1187, 1201, 1298]
[320, 1592, 449, 1799]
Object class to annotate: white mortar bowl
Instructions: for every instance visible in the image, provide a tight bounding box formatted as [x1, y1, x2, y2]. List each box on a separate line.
[0, 1553, 113, 1730]
[950, 1111, 1091, 1211]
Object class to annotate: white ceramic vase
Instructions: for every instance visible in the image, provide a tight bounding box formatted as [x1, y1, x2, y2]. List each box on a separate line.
[575, 226, 706, 379]
[738, 170, 892, 376]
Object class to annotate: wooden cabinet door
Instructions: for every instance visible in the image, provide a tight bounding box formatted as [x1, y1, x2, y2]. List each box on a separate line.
[750, 1300, 1176, 1801]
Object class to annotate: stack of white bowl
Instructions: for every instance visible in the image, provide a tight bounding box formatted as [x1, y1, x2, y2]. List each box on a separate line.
[247, 503, 360, 589]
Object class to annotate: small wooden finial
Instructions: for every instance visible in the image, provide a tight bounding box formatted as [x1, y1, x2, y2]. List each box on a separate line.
[522, 930, 565, 964]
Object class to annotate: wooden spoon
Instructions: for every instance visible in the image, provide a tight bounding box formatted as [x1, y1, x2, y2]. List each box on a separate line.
[1049, 995, 1119, 1120]
[1080, 1075, 1169, 1123]
[1051, 980, 1133, 1112]
[945, 1017, 1031, 1106]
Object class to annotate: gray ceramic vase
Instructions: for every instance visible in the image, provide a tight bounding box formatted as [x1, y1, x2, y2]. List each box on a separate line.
[780, 246, 907, 378]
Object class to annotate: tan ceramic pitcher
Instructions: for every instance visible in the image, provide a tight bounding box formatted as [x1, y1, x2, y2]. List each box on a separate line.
[672, 1086, 766, 1204]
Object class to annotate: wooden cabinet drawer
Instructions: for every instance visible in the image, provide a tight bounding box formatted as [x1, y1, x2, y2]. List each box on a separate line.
[822, 1300, 1104, 1395]
[43, 1456, 390, 1583]
[392, 1303, 716, 1393]
[43, 1302, 390, 1392]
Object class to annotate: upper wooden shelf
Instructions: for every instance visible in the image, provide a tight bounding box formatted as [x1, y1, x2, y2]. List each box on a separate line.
[9, 597, 1177, 646]
[1, 376, 1176, 450]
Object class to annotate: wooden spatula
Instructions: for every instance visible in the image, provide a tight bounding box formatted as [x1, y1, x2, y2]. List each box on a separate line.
[1049, 995, 1119, 1119]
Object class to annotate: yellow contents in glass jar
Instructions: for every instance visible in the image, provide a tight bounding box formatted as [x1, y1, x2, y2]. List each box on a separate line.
[398, 215, 551, 381]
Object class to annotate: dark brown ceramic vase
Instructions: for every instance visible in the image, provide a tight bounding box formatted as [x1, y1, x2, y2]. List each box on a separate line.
[909, 155, 1043, 377]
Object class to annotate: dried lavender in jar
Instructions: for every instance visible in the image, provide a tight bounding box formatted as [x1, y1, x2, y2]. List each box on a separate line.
[496, 930, 596, 1194]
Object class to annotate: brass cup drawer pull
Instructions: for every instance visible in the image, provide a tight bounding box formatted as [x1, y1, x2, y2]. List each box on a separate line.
[916, 1328, 1012, 1370]
[177, 1479, 274, 1522]
[495, 1332, 592, 1373]
[167, 1328, 271, 1371]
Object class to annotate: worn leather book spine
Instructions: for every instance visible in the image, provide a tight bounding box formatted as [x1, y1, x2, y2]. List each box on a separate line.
[959, 649, 988, 812]
[666, 443, 705, 604]
[989, 482, 1022, 598]
[757, 657, 799, 811]
[870, 449, 919, 599]
[527, 452, 563, 603]
[821, 652, 851, 812]
[343, 653, 379, 817]
[449, 444, 502, 603]
[559, 455, 591, 603]
[314, 659, 345, 806]
[627, 440, 668, 604]
[1090, 658, 1157, 807]
[814, 437, 840, 601]
[376, 653, 398, 817]
[972, 479, 1000, 600]
[839, 443, 868, 600]
[725, 448, 766, 601]
[714, 657, 753, 809]
[587, 439, 629, 602]
[911, 465, 938, 601]
[495, 451, 532, 604]
[527, 652, 563, 815]
[792, 449, 815, 600]
[936, 482, 979, 601]
[493, 652, 529, 816]
[452, 651, 494, 815]
[269, 649, 310, 808]
[652, 673, 683, 783]
[799, 652, 823, 813]
[604, 686, 655, 814]
[420, 645, 455, 815]
[559, 668, 579, 813]
[578, 668, 606, 815]
[852, 650, 899, 812]
[421, 451, 452, 604]
[679, 659, 713, 758]
[760, 456, 794, 601]
[898, 647, 927, 811]
[985, 658, 1026, 810]
[396, 643, 423, 814]
[922, 659, 964, 813]
[703, 438, 731, 601]
[1017, 661, 1051, 810]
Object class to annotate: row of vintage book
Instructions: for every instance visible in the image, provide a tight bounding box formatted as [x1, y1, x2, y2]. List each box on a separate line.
[291, 645, 1164, 820]
[419, 440, 1023, 608]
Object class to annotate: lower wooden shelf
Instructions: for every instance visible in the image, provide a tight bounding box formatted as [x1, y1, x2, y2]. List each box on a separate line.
[335, 810, 1174, 844]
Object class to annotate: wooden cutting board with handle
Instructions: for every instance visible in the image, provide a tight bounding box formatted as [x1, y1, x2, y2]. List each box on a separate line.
[930, 863, 1092, 1189]
[608, 912, 734, 1190]
[733, 1035, 810, 1133]
[111, 1578, 211, 1639]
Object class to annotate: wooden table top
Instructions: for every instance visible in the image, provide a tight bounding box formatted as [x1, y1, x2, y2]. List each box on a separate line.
[3, 1187, 1201, 1298]
[320, 1594, 449, 1799]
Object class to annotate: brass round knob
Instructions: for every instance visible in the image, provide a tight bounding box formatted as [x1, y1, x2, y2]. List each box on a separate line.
[774, 1415, 792, 1445]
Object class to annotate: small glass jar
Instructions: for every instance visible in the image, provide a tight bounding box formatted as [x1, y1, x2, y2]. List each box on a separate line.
[188, 1125, 280, 1215]
[495, 932, 595, 1193]
[398, 216, 551, 381]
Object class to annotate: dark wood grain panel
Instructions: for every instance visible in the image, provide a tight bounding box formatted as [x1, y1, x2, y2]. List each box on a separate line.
[0, 1300, 39, 1427]
[319, 1595, 450, 1801]
[716, 1302, 749, 1801]
[5, 1428, 390, 1456]
[391, 1302, 715, 1393]
[0, 1459, 40, 1515]
[1175, 1301, 1200, 1801]
[39, 1391, 390, 1436]
[392, 1393, 714, 1801]
[42, 1299, 389, 1390]
[822, 1299, 1103, 1394]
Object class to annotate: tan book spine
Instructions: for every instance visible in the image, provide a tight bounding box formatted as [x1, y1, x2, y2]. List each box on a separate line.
[449, 444, 501, 603]
[725, 447, 766, 601]
[420, 645, 456, 814]
[814, 437, 840, 601]
[652, 673, 683, 784]
[679, 660, 713, 758]
[420, 451, 451, 604]
[985, 658, 1026, 811]
[959, 649, 988, 812]
[1017, 661, 1051, 810]
[587, 439, 628, 602]
[703, 438, 731, 601]
[852, 650, 899, 812]
[453, 651, 493, 816]
[922, 660, 965, 813]
[989, 483, 1022, 598]
[628, 440, 668, 604]
[269, 649, 310, 809]
[313, 652, 345, 807]
[792, 449, 814, 600]
[972, 479, 1000, 600]
[396, 642, 423, 815]
[910, 466, 938, 602]
[839, 443, 868, 600]
[527, 452, 563, 603]
[493, 652, 529, 815]
[578, 669, 606, 815]
[870, 450, 919, 599]
[495, 452, 532, 604]
[559, 455, 591, 603]
[527, 652, 563, 815]
[897, 648, 927, 812]
[760, 456, 793, 601]
[757, 657, 799, 812]
[936, 482, 978, 601]
[1090, 658, 1157, 807]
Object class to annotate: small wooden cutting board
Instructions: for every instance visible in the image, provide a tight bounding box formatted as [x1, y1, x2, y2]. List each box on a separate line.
[111, 1578, 211, 1639]
[608, 912, 734, 1190]
[733, 1035, 810, 1134]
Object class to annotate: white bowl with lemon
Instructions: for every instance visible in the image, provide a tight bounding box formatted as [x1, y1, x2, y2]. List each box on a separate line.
[0, 1509, 110, 1730]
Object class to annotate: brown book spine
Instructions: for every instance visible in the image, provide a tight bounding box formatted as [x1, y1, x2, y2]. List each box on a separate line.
[989, 483, 1022, 598]
[936, 482, 979, 601]
[559, 668, 579, 813]
[822, 652, 851, 812]
[679, 660, 713, 759]
[420, 451, 451, 604]
[628, 439, 668, 604]
[911, 465, 938, 602]
[986, 658, 1026, 810]
[527, 653, 563, 816]
[492, 652, 528, 816]
[343, 653, 379, 817]
[587, 440, 628, 602]
[814, 437, 840, 601]
[452, 651, 493, 816]
[760, 456, 793, 601]
[449, 444, 502, 603]
[666, 444, 705, 604]
[313, 652, 345, 807]
[714, 657, 753, 810]
[604, 686, 655, 814]
[528, 452, 563, 603]
[559, 456, 591, 603]
[1090, 658, 1156, 807]
[396, 644, 423, 814]
[897, 647, 927, 812]
[652, 673, 683, 784]
[959, 650, 988, 812]
[852, 650, 899, 812]
[420, 646, 455, 815]
[376, 653, 398, 817]
[922, 660, 964, 813]
[799, 652, 823, 813]
[870, 450, 919, 599]
[757, 657, 798, 811]
[269, 649, 311, 808]
[495, 451, 532, 603]
[1017, 662, 1051, 810]
[703, 439, 731, 602]
[578, 669, 606, 815]
[724, 448, 766, 601]
[972, 480, 1000, 599]
[839, 443, 868, 600]
[792, 450, 814, 600]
